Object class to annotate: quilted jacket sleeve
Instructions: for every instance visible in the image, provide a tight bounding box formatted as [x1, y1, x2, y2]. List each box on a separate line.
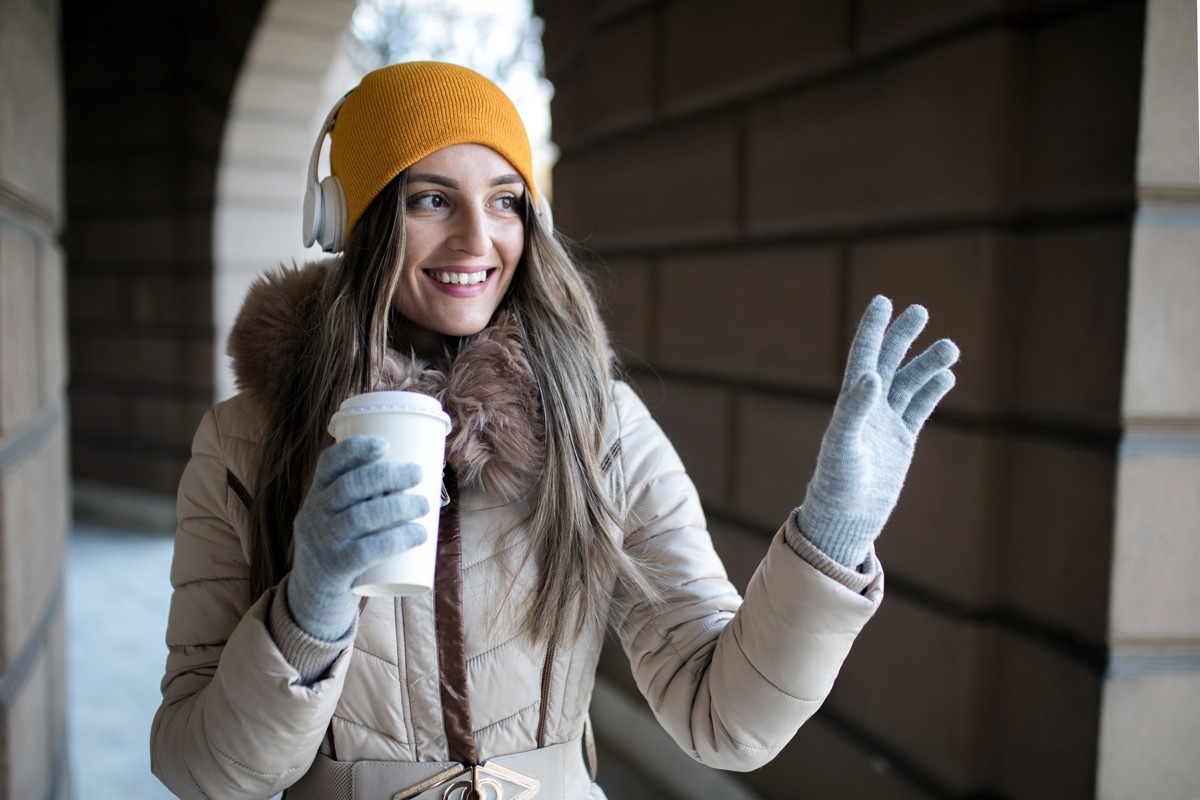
[610, 382, 884, 771]
[150, 403, 350, 799]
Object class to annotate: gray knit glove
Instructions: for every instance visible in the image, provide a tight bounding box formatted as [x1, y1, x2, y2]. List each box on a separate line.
[796, 295, 959, 567]
[287, 436, 429, 642]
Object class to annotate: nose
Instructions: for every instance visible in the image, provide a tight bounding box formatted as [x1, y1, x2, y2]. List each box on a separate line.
[448, 204, 490, 257]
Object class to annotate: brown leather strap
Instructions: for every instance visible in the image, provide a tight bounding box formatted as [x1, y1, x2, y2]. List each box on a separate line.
[600, 441, 621, 474]
[434, 466, 476, 765]
[226, 469, 253, 511]
[535, 637, 557, 748]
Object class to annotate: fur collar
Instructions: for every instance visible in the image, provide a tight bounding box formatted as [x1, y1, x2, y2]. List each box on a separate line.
[227, 260, 544, 499]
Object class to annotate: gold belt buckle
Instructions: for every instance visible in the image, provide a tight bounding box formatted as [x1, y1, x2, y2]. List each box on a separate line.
[391, 762, 540, 800]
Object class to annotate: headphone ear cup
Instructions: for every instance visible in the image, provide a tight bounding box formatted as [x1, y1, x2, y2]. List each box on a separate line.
[536, 194, 553, 231]
[316, 175, 347, 252]
[303, 91, 351, 251]
[302, 182, 324, 248]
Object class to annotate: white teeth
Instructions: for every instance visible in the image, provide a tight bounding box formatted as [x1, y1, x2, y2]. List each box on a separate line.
[434, 271, 487, 286]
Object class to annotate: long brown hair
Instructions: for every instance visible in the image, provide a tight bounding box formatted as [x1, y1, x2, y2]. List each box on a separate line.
[245, 172, 659, 640]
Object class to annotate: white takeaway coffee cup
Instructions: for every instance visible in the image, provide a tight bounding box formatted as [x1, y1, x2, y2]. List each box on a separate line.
[327, 390, 452, 596]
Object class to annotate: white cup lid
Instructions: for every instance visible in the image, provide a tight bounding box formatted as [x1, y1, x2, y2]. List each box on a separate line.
[329, 390, 451, 434]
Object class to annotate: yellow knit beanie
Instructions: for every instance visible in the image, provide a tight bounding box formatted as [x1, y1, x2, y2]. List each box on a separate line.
[330, 61, 536, 241]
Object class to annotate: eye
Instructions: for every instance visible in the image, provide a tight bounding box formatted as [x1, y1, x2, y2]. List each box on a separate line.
[494, 193, 524, 213]
[407, 192, 447, 211]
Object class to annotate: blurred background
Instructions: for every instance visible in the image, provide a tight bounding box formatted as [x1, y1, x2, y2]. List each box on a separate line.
[1, 0, 1197, 798]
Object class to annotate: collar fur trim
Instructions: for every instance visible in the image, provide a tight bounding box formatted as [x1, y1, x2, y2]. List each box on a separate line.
[227, 261, 544, 499]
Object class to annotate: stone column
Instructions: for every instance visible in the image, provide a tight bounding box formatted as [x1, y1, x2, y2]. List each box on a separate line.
[1100, 0, 1200, 796]
[0, 0, 71, 796]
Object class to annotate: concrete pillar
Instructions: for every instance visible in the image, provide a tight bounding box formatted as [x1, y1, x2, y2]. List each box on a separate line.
[1100, 0, 1200, 796]
[0, 0, 71, 795]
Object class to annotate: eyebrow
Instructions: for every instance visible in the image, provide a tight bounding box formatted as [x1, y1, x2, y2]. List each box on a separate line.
[408, 172, 525, 190]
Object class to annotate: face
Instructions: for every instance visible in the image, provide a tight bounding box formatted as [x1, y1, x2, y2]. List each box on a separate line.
[393, 143, 526, 352]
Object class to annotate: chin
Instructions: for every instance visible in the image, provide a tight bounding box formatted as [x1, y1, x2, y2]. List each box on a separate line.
[437, 318, 493, 338]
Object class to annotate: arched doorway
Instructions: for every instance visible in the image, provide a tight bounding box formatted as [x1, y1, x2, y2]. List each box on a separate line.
[213, 0, 359, 399]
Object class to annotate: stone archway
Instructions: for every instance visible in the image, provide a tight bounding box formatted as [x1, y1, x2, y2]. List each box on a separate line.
[213, 0, 358, 400]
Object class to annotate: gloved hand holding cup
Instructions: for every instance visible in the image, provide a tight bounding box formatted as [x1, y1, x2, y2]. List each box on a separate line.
[326, 391, 452, 595]
[287, 391, 451, 643]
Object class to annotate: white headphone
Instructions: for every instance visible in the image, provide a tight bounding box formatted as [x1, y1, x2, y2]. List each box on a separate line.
[302, 93, 351, 253]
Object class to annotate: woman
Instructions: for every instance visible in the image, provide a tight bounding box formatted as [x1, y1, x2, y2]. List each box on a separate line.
[151, 61, 959, 799]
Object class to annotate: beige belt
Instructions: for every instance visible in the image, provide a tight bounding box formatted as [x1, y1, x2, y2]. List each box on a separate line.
[286, 737, 589, 800]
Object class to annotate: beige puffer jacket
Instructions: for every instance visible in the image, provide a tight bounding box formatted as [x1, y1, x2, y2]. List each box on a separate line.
[150, 263, 884, 800]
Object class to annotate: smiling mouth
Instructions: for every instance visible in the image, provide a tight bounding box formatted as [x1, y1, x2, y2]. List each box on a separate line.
[430, 270, 490, 286]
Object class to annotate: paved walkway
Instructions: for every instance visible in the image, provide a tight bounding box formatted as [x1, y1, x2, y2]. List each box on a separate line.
[66, 523, 659, 800]
[67, 523, 176, 799]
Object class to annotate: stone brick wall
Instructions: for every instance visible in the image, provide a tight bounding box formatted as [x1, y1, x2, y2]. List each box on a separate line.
[0, 0, 71, 796]
[62, 0, 268, 495]
[534, 1, 1191, 798]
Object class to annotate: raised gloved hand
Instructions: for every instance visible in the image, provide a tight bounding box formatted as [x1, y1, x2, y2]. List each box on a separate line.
[796, 295, 959, 568]
[287, 436, 429, 642]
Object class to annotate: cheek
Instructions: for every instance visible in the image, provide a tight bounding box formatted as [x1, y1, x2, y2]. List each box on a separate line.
[502, 227, 526, 268]
[401, 224, 421, 265]
[392, 245, 423, 313]
[397, 229, 431, 282]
